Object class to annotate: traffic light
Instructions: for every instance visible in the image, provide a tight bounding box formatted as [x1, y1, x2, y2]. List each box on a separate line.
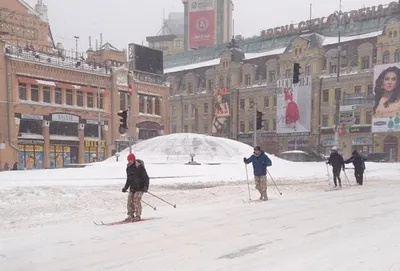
[117, 110, 128, 134]
[293, 63, 300, 84]
[256, 110, 263, 130]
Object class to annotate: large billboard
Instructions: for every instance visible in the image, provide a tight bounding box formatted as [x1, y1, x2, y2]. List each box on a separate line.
[188, 0, 215, 49]
[372, 64, 400, 133]
[211, 88, 230, 136]
[276, 77, 312, 135]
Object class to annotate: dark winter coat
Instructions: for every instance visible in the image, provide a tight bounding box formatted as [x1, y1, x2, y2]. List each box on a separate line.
[327, 151, 345, 170]
[345, 153, 366, 171]
[123, 159, 149, 193]
[244, 151, 272, 176]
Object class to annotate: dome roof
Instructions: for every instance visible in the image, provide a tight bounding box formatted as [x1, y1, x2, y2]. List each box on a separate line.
[117, 133, 254, 163]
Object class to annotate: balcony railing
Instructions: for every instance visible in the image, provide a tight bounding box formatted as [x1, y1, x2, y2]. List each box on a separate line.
[343, 93, 374, 106]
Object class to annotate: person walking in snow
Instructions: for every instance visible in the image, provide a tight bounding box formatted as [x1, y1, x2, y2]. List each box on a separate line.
[243, 146, 272, 201]
[345, 150, 367, 185]
[122, 153, 149, 222]
[327, 146, 345, 188]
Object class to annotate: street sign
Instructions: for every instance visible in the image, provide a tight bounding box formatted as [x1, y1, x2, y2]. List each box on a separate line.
[339, 110, 355, 125]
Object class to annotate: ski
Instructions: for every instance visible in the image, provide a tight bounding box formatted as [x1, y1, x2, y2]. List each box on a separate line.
[242, 199, 268, 203]
[93, 218, 154, 226]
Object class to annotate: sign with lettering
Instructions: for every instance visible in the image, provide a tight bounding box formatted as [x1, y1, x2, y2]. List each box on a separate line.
[21, 114, 43, 120]
[18, 139, 45, 145]
[84, 140, 106, 148]
[86, 120, 105, 125]
[349, 126, 371, 133]
[261, 2, 400, 38]
[51, 114, 79, 123]
[116, 74, 128, 86]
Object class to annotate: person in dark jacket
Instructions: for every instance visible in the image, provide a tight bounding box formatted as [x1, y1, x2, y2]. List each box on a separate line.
[244, 146, 272, 200]
[327, 146, 345, 188]
[122, 153, 149, 221]
[345, 150, 367, 185]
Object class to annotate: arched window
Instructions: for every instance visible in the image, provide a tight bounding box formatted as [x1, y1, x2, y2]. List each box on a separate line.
[389, 31, 393, 38]
[383, 51, 390, 64]
[395, 49, 400, 63]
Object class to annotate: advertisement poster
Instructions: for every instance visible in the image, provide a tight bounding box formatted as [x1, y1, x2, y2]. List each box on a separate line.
[84, 140, 105, 163]
[18, 145, 44, 169]
[372, 64, 400, 132]
[50, 145, 71, 168]
[188, 0, 215, 48]
[276, 77, 312, 135]
[211, 88, 230, 136]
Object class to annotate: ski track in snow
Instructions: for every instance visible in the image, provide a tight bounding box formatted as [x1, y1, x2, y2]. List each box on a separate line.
[1, 180, 400, 270]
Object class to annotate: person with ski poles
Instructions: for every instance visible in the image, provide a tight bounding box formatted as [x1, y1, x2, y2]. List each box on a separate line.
[345, 150, 367, 185]
[326, 146, 345, 188]
[243, 146, 272, 201]
[122, 153, 149, 222]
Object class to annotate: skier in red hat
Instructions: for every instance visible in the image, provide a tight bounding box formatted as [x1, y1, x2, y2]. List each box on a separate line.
[122, 153, 149, 221]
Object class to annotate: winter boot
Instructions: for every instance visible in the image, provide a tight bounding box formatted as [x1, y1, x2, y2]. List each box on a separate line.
[133, 216, 141, 222]
[123, 216, 134, 222]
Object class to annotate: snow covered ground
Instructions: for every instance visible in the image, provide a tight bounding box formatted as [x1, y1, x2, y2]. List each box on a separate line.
[1, 134, 400, 270]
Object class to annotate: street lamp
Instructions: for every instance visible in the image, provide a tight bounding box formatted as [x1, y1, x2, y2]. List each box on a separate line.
[97, 87, 104, 160]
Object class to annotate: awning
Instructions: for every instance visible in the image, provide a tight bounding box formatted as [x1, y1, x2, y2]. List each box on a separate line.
[36, 79, 56, 86]
[56, 82, 74, 89]
[17, 77, 37, 85]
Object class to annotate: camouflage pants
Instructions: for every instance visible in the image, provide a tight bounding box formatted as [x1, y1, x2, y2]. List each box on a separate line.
[254, 175, 267, 198]
[127, 191, 144, 217]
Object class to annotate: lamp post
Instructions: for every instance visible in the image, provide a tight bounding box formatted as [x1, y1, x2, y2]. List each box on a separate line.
[334, 3, 343, 149]
[97, 87, 102, 160]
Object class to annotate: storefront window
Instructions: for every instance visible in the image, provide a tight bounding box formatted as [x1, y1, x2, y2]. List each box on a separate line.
[138, 129, 158, 140]
[84, 140, 105, 162]
[66, 89, 73, 105]
[155, 97, 160, 115]
[139, 95, 145, 113]
[18, 144, 44, 169]
[19, 119, 42, 135]
[84, 124, 104, 138]
[19, 83, 27, 100]
[50, 122, 78, 137]
[55, 88, 62, 104]
[43, 87, 51, 103]
[31, 85, 39, 102]
[49, 145, 78, 168]
[147, 96, 153, 114]
[77, 91, 84, 106]
[87, 93, 94, 108]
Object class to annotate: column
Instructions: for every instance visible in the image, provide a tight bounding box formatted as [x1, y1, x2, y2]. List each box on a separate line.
[27, 85, 32, 100]
[78, 124, 85, 163]
[72, 89, 77, 106]
[42, 120, 50, 168]
[103, 124, 110, 159]
[152, 97, 156, 115]
[50, 87, 55, 103]
[144, 96, 148, 114]
[38, 85, 43, 102]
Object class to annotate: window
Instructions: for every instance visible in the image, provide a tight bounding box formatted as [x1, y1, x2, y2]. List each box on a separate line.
[139, 95, 145, 113]
[30, 84, 39, 102]
[172, 106, 177, 117]
[49, 122, 78, 137]
[322, 115, 329, 127]
[249, 120, 254, 131]
[204, 103, 209, 114]
[207, 80, 213, 91]
[249, 98, 254, 109]
[329, 63, 337, 74]
[184, 125, 188, 133]
[87, 92, 94, 108]
[354, 86, 362, 94]
[354, 112, 361, 125]
[273, 118, 276, 130]
[203, 124, 208, 133]
[147, 97, 153, 114]
[55, 88, 62, 104]
[155, 97, 160, 115]
[285, 69, 291, 78]
[184, 105, 189, 115]
[239, 121, 245, 133]
[187, 82, 193, 94]
[395, 50, 400, 62]
[98, 92, 104, 109]
[273, 96, 277, 106]
[18, 83, 27, 100]
[84, 123, 103, 138]
[43, 87, 51, 103]
[366, 112, 372, 124]
[322, 89, 329, 102]
[77, 91, 84, 107]
[264, 119, 269, 131]
[66, 89, 73, 105]
[305, 64, 311, 75]
[245, 74, 251, 86]
[19, 119, 42, 134]
[367, 84, 373, 96]
[227, 76, 231, 86]
[361, 56, 370, 69]
[268, 70, 276, 83]
[219, 76, 224, 87]
[191, 104, 196, 117]
[264, 96, 270, 108]
[240, 99, 245, 109]
[382, 51, 390, 64]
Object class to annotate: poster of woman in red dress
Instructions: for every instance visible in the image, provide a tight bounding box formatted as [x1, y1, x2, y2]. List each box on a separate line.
[284, 88, 300, 130]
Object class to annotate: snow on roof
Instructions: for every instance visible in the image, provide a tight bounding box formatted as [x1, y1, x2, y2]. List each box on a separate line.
[100, 42, 119, 51]
[17, 0, 40, 17]
[165, 31, 383, 74]
[322, 30, 382, 46]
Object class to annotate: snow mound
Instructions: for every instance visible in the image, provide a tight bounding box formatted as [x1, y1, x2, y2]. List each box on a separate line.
[105, 133, 287, 164]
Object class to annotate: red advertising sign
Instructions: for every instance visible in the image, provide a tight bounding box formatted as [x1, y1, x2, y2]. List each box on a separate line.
[188, 0, 215, 49]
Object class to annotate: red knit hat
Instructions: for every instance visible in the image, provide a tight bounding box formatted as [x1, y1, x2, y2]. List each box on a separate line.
[127, 153, 136, 162]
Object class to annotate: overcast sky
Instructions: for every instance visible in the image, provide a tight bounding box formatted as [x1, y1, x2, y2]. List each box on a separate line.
[25, 0, 393, 53]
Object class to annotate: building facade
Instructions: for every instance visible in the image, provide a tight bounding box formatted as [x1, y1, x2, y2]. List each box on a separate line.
[166, 2, 400, 161]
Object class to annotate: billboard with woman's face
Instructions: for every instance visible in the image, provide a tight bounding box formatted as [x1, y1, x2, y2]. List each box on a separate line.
[372, 64, 400, 132]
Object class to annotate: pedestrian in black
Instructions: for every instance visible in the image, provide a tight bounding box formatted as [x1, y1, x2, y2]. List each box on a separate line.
[345, 150, 367, 185]
[327, 147, 345, 188]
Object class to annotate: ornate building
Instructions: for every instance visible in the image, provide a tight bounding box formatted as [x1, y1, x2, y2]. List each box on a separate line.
[165, 2, 400, 161]
[0, 0, 169, 169]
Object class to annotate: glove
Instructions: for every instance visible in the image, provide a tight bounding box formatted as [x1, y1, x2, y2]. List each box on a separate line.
[143, 187, 148, 193]
[243, 157, 247, 163]
[122, 187, 127, 193]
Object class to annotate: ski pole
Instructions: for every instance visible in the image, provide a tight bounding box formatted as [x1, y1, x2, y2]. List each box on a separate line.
[146, 192, 176, 208]
[343, 171, 351, 186]
[141, 200, 156, 210]
[245, 164, 251, 201]
[267, 171, 282, 195]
